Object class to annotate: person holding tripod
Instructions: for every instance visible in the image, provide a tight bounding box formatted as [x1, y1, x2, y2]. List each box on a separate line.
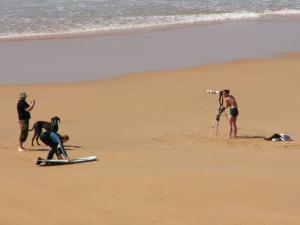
[222, 89, 239, 139]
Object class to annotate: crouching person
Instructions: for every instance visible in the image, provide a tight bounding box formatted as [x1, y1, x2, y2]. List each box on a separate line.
[39, 131, 70, 161]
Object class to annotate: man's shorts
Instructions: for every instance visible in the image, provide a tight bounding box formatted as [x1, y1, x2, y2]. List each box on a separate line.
[19, 119, 29, 142]
[230, 108, 239, 118]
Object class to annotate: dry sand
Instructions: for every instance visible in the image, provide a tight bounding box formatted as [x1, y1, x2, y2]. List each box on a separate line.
[1, 53, 300, 225]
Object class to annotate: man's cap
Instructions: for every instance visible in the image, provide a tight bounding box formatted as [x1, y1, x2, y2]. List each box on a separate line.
[19, 92, 27, 98]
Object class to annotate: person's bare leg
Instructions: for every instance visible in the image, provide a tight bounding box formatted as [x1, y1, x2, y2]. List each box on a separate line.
[233, 125, 237, 138]
[228, 117, 234, 139]
[18, 120, 26, 151]
[232, 117, 237, 138]
[18, 141, 25, 151]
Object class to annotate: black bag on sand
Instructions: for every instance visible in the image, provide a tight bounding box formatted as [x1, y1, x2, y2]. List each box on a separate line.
[264, 133, 292, 141]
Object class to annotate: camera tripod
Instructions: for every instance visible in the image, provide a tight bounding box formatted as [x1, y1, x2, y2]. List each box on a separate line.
[208, 106, 228, 137]
[208, 93, 228, 137]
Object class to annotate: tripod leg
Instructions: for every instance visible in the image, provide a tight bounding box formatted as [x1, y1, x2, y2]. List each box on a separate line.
[215, 120, 220, 136]
[208, 119, 217, 138]
[209, 108, 224, 137]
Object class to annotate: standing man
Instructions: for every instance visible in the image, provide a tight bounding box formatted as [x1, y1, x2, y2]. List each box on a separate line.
[17, 92, 35, 151]
[222, 89, 238, 139]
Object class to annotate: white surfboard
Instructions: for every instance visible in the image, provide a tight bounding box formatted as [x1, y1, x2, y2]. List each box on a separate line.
[36, 156, 97, 166]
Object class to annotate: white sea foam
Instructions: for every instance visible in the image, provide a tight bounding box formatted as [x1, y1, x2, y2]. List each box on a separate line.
[264, 9, 300, 16]
[1, 9, 300, 40]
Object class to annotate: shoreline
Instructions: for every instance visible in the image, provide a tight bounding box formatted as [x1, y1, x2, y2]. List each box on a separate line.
[1, 20, 300, 84]
[0, 21, 300, 83]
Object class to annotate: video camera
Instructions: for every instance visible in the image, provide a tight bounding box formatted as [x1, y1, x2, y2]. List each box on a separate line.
[206, 89, 223, 95]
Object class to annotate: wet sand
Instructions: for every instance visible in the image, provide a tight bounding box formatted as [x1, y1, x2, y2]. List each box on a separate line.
[1, 20, 300, 83]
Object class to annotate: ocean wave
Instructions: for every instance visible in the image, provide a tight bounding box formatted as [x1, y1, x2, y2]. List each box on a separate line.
[1, 9, 300, 40]
[264, 9, 300, 16]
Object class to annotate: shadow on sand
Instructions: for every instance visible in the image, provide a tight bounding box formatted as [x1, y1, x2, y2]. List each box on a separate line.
[64, 145, 82, 149]
[27, 145, 82, 151]
[27, 148, 49, 151]
[237, 135, 266, 140]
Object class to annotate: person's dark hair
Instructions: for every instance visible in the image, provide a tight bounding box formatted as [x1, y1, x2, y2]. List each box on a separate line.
[223, 89, 230, 94]
[61, 135, 69, 143]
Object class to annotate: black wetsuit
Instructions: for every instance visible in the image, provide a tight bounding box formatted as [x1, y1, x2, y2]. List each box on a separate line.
[40, 131, 69, 160]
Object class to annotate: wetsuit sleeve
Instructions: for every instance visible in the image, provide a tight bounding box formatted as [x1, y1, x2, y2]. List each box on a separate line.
[49, 132, 69, 159]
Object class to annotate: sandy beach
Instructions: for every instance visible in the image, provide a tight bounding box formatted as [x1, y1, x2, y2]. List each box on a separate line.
[1, 45, 300, 224]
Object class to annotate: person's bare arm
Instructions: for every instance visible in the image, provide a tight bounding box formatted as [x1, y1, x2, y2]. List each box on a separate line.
[25, 100, 35, 112]
[225, 98, 231, 108]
